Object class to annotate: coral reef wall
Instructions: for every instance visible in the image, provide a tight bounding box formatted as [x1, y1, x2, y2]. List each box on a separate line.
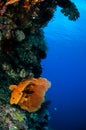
[0, 0, 79, 129]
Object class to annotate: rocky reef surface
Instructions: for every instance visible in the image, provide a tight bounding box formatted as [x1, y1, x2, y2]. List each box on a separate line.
[0, 0, 79, 129]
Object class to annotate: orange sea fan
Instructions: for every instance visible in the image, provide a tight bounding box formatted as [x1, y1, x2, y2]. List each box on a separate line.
[9, 77, 51, 112]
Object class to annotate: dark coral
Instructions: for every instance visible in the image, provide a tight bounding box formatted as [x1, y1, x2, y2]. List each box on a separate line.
[0, 0, 80, 87]
[60, 2, 80, 20]
[0, 0, 80, 42]
[27, 101, 51, 130]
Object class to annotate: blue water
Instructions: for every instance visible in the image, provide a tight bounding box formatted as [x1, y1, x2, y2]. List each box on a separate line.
[42, 0, 86, 130]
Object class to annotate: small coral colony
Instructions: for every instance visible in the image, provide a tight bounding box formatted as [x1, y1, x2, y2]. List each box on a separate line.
[0, 0, 79, 129]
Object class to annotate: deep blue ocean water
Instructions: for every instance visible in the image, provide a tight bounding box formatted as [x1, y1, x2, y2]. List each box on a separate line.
[42, 0, 86, 130]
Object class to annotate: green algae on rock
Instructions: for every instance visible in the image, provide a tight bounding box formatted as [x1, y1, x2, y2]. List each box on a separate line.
[0, 103, 28, 130]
